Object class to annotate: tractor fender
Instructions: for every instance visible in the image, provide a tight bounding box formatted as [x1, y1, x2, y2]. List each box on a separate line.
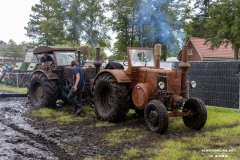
[93, 69, 131, 84]
[30, 70, 59, 80]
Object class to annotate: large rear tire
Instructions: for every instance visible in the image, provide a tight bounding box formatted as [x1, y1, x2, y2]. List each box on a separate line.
[93, 73, 129, 122]
[144, 100, 168, 134]
[28, 73, 58, 108]
[182, 98, 207, 130]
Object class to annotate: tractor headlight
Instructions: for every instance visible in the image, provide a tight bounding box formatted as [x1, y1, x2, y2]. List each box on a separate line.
[190, 81, 197, 89]
[158, 81, 165, 90]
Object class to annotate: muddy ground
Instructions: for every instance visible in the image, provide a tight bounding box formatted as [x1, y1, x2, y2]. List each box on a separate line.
[1, 91, 236, 160]
[0, 93, 153, 160]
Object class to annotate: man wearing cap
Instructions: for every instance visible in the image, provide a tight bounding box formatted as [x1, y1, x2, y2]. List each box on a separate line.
[67, 60, 85, 116]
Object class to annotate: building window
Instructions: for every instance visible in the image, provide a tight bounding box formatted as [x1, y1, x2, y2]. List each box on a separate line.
[188, 48, 193, 55]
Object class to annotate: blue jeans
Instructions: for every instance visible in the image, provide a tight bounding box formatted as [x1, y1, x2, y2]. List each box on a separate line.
[67, 86, 83, 111]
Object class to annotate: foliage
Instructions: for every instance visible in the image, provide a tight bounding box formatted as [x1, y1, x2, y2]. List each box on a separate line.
[184, 0, 212, 39]
[109, 0, 186, 60]
[25, 0, 109, 55]
[25, 0, 65, 45]
[0, 40, 6, 44]
[2, 40, 24, 59]
[205, 0, 240, 59]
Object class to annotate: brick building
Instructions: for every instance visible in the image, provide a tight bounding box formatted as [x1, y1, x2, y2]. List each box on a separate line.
[178, 37, 236, 61]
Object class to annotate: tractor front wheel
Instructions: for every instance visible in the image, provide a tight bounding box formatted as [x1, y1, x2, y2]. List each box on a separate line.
[93, 73, 129, 122]
[182, 98, 207, 130]
[28, 73, 58, 108]
[144, 100, 168, 134]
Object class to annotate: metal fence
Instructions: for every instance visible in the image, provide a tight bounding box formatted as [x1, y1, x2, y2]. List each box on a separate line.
[185, 62, 240, 109]
[3, 72, 32, 87]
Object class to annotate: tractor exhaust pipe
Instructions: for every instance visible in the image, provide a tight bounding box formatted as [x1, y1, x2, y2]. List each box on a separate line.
[93, 48, 102, 74]
[154, 44, 162, 68]
[77, 50, 81, 66]
[178, 45, 191, 98]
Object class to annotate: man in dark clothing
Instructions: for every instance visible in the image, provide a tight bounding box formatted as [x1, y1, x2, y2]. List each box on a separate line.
[40, 52, 53, 63]
[67, 60, 85, 116]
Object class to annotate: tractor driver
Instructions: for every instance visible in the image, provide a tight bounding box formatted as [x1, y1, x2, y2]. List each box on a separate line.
[67, 60, 86, 116]
[40, 52, 53, 64]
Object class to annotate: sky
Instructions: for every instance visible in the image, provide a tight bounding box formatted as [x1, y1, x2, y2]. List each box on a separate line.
[0, 0, 40, 44]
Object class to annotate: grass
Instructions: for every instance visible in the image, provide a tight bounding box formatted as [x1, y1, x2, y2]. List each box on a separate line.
[27, 103, 240, 159]
[144, 106, 240, 160]
[104, 127, 147, 146]
[0, 84, 27, 94]
[120, 148, 142, 160]
[28, 106, 94, 124]
[66, 145, 76, 153]
[95, 121, 115, 127]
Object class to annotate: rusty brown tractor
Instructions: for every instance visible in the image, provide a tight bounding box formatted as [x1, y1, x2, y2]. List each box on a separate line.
[92, 44, 207, 133]
[28, 46, 96, 108]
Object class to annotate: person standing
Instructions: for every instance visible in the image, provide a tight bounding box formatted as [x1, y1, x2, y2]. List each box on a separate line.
[67, 61, 85, 116]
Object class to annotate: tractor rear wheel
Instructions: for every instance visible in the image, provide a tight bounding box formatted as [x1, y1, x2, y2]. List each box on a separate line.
[144, 100, 168, 134]
[182, 98, 207, 130]
[93, 73, 129, 122]
[28, 73, 58, 108]
[60, 79, 72, 104]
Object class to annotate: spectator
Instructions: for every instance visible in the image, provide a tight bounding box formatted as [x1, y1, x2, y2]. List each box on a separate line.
[0, 66, 2, 76]
[0, 66, 9, 83]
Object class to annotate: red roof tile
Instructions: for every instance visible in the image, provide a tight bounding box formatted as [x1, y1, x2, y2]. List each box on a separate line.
[188, 37, 235, 58]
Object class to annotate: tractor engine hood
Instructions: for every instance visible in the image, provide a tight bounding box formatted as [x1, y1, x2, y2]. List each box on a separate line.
[137, 67, 182, 95]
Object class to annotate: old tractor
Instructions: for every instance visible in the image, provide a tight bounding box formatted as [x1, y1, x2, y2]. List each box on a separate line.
[93, 44, 207, 133]
[28, 46, 96, 108]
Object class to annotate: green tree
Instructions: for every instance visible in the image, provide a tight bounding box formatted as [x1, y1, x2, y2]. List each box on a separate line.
[205, 0, 240, 60]
[3, 40, 24, 60]
[25, 0, 65, 45]
[189, 0, 212, 37]
[80, 0, 110, 58]
[0, 40, 6, 44]
[109, 0, 141, 60]
[62, 0, 83, 46]
[110, 0, 185, 60]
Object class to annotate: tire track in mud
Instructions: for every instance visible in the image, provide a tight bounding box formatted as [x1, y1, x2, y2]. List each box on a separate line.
[0, 96, 73, 160]
[1, 120, 73, 160]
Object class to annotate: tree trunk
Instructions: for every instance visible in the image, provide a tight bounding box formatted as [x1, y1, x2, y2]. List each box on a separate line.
[234, 47, 239, 60]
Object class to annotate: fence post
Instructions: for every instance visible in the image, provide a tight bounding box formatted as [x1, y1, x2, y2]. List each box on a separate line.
[239, 77, 240, 111]
[17, 73, 19, 88]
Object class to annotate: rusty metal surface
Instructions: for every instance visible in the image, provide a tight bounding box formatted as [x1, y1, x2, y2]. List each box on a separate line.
[154, 44, 162, 68]
[95, 70, 131, 83]
[32, 70, 58, 80]
[168, 109, 192, 117]
[137, 67, 182, 95]
[33, 46, 76, 54]
[132, 83, 155, 109]
[178, 46, 191, 97]
[61, 66, 73, 82]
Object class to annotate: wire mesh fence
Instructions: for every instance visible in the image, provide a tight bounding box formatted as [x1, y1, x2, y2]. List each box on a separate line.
[185, 61, 240, 109]
[2, 72, 32, 88]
